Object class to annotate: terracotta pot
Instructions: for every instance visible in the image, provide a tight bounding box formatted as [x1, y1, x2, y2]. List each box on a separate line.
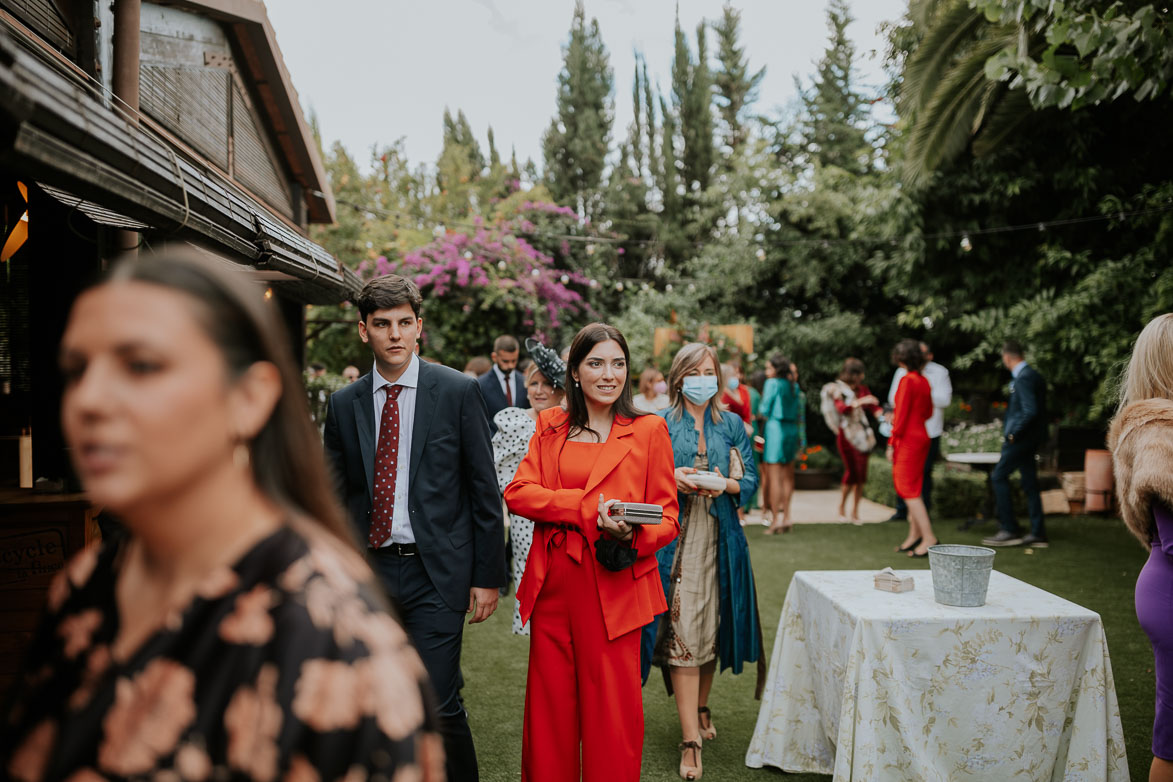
[794, 469, 839, 491]
[1083, 449, 1113, 512]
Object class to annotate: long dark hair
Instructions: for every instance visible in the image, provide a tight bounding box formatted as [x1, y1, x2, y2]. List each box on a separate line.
[768, 353, 793, 381]
[560, 323, 643, 441]
[891, 339, 926, 372]
[104, 251, 351, 545]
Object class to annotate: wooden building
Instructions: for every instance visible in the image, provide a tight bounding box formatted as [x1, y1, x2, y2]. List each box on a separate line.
[0, 0, 357, 689]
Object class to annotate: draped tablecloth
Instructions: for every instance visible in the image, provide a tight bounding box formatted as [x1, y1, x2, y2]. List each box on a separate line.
[745, 570, 1128, 781]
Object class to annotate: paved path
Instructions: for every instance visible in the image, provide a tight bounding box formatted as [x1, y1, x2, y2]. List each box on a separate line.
[744, 489, 895, 526]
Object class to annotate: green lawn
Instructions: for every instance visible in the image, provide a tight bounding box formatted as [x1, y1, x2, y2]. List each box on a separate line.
[463, 515, 1153, 781]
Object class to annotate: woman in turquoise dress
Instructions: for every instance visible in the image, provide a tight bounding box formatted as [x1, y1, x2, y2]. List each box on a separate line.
[762, 354, 801, 534]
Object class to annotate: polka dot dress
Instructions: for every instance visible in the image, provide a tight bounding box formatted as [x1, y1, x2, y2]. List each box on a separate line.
[492, 407, 537, 636]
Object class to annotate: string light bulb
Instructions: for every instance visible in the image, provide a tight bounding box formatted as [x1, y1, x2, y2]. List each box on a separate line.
[960, 233, 973, 252]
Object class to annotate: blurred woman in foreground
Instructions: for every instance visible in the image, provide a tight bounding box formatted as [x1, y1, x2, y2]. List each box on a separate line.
[1, 252, 441, 781]
[1109, 313, 1173, 782]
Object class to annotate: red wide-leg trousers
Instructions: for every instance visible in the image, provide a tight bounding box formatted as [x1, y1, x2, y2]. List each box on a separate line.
[521, 539, 643, 782]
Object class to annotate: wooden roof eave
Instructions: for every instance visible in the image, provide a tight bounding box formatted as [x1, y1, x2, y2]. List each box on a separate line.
[151, 0, 335, 224]
[0, 31, 354, 304]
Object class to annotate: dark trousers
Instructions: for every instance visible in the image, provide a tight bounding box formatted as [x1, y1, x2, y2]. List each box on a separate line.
[991, 441, 1045, 538]
[369, 550, 478, 782]
[895, 436, 939, 517]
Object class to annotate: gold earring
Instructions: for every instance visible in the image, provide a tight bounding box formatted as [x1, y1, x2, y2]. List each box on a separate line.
[233, 442, 251, 470]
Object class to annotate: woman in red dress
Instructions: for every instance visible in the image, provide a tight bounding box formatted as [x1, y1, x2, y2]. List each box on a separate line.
[504, 323, 680, 782]
[831, 358, 882, 521]
[887, 340, 939, 557]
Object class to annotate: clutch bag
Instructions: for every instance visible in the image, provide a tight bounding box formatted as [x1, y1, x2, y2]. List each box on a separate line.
[729, 446, 745, 481]
[609, 502, 663, 525]
[690, 471, 728, 492]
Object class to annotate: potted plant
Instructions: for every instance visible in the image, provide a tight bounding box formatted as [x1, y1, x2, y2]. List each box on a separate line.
[794, 444, 841, 490]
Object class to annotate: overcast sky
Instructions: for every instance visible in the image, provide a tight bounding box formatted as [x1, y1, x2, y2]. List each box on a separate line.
[266, 0, 908, 170]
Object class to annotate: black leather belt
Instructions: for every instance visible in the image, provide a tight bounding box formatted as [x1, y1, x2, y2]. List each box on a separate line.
[369, 542, 419, 557]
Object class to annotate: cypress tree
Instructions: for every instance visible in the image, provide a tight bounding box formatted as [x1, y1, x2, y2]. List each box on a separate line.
[712, 3, 765, 157]
[799, 0, 872, 173]
[670, 16, 715, 193]
[541, 0, 614, 217]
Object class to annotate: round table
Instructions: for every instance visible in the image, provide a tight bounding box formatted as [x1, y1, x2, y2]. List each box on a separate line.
[944, 451, 1001, 530]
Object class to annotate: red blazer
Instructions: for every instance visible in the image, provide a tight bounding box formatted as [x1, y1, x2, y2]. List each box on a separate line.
[504, 407, 680, 640]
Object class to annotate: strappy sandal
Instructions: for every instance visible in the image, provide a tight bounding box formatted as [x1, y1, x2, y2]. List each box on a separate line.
[698, 706, 716, 740]
[678, 739, 702, 780]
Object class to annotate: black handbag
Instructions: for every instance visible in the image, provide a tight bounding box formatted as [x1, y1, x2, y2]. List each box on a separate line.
[594, 537, 638, 571]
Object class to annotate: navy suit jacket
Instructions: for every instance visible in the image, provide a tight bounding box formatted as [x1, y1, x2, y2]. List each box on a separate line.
[476, 369, 529, 433]
[1004, 364, 1048, 447]
[322, 362, 507, 611]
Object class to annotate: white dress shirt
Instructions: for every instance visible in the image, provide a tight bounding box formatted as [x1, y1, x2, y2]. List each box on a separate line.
[888, 360, 953, 439]
[492, 364, 516, 406]
[372, 354, 419, 545]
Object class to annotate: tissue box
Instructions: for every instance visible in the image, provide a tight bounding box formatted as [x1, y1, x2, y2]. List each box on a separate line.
[874, 568, 915, 593]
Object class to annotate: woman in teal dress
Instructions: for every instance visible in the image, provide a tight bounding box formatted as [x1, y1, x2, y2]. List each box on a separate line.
[746, 370, 765, 514]
[762, 354, 801, 534]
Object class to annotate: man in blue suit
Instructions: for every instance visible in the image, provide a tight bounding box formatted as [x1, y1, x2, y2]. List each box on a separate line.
[983, 341, 1049, 548]
[323, 274, 506, 781]
[476, 335, 529, 433]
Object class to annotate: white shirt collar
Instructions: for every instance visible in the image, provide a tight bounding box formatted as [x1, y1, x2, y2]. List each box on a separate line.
[493, 364, 510, 384]
[372, 353, 420, 394]
[1011, 361, 1028, 379]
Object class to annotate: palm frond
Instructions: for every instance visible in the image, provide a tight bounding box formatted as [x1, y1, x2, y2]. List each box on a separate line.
[972, 87, 1033, 157]
[903, 1, 986, 113]
[904, 32, 1014, 187]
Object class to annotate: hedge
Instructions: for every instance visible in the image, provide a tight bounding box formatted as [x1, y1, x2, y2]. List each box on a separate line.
[863, 455, 1029, 520]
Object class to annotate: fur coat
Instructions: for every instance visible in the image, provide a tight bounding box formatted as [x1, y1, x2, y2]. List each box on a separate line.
[1107, 398, 1173, 550]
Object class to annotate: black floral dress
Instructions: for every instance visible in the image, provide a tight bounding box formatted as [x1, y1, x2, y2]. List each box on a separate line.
[1, 524, 442, 782]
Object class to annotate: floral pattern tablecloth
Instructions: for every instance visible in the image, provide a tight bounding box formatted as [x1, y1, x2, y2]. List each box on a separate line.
[745, 570, 1128, 781]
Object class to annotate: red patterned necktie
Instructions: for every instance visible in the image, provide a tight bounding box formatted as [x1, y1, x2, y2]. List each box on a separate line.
[370, 385, 404, 548]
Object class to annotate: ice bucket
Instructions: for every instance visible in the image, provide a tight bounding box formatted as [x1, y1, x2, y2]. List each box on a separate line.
[927, 544, 996, 607]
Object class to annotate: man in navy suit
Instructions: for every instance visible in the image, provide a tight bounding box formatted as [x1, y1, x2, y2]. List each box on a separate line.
[477, 335, 529, 433]
[323, 274, 506, 782]
[983, 341, 1049, 548]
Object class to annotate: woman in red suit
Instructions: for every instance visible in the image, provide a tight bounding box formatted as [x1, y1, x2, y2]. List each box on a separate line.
[505, 323, 680, 782]
[887, 339, 939, 557]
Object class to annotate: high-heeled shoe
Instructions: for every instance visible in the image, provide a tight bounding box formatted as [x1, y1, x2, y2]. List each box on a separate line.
[895, 537, 922, 553]
[698, 706, 716, 740]
[909, 540, 938, 558]
[679, 738, 703, 780]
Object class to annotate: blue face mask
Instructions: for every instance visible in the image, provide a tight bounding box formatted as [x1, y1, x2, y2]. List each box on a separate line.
[726, 376, 740, 391]
[681, 376, 719, 405]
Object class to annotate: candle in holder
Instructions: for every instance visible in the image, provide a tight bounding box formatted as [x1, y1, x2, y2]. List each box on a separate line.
[18, 428, 32, 489]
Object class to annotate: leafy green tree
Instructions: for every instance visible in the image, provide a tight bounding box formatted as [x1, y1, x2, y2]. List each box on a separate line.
[542, 1, 614, 219]
[977, 0, 1173, 109]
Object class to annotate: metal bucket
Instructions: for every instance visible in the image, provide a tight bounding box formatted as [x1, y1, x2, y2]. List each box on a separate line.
[927, 544, 996, 607]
